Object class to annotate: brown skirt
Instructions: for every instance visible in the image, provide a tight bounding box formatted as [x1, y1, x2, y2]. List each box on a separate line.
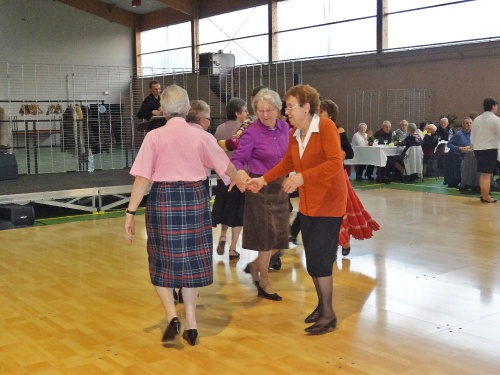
[242, 177, 290, 251]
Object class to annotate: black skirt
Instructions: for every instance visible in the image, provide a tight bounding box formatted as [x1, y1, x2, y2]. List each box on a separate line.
[474, 149, 498, 174]
[300, 213, 343, 278]
[211, 179, 245, 227]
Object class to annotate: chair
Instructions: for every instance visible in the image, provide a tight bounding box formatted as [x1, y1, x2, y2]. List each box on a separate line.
[423, 142, 446, 179]
[403, 146, 424, 182]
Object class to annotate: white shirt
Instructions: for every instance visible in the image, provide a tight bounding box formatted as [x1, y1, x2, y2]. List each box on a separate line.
[471, 111, 500, 150]
[294, 114, 320, 158]
[352, 131, 367, 146]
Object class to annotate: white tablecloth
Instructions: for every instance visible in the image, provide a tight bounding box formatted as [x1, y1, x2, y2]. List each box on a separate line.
[344, 146, 404, 167]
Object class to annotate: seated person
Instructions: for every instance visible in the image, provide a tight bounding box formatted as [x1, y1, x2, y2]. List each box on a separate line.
[444, 117, 472, 188]
[436, 117, 454, 141]
[374, 120, 392, 145]
[421, 124, 439, 176]
[352, 123, 371, 180]
[373, 120, 394, 182]
[394, 120, 408, 144]
[394, 123, 422, 182]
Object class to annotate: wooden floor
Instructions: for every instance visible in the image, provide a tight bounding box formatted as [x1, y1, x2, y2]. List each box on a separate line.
[1, 189, 500, 374]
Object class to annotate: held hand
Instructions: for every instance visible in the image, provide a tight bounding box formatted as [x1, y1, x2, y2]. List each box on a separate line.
[124, 216, 135, 243]
[237, 169, 251, 182]
[247, 177, 266, 193]
[228, 170, 249, 193]
[229, 179, 247, 193]
[282, 173, 304, 194]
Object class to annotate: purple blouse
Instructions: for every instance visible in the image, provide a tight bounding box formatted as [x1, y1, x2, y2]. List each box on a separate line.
[231, 118, 290, 175]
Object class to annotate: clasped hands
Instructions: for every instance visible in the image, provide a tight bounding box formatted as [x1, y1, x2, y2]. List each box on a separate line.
[229, 170, 304, 194]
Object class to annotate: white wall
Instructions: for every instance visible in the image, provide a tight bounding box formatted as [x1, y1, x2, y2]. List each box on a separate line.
[0, 0, 133, 67]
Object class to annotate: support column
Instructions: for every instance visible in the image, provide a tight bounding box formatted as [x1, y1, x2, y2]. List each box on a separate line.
[268, 0, 278, 63]
[376, 0, 388, 52]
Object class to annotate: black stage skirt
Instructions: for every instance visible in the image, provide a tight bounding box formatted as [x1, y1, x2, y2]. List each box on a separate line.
[211, 179, 245, 227]
[242, 176, 289, 251]
[145, 181, 213, 288]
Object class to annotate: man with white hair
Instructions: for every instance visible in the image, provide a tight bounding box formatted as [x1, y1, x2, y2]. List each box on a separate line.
[436, 117, 454, 141]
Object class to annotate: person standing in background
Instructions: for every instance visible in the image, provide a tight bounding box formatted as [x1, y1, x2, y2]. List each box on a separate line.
[137, 80, 162, 121]
[471, 98, 500, 203]
[212, 97, 249, 260]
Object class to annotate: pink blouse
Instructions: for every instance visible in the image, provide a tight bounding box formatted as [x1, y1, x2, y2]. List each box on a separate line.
[130, 117, 231, 182]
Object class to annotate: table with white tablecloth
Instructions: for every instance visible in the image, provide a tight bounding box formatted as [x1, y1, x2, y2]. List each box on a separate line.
[344, 146, 404, 167]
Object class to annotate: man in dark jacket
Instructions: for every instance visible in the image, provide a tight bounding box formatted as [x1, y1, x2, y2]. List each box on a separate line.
[137, 80, 162, 121]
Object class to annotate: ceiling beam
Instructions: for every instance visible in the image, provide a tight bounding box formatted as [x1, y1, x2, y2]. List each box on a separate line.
[140, 8, 191, 32]
[155, 0, 193, 15]
[55, 0, 136, 29]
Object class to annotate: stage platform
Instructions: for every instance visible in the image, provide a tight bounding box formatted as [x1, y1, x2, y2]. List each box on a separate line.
[0, 169, 135, 213]
[0, 169, 218, 213]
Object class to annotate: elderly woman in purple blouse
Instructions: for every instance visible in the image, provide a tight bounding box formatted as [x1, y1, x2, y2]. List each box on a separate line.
[232, 88, 290, 301]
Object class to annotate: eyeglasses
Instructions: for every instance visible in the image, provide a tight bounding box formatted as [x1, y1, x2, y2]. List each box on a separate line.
[256, 109, 276, 115]
[285, 103, 300, 111]
[204, 117, 211, 121]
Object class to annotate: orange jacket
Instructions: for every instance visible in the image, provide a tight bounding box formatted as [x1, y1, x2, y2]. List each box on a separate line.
[264, 117, 347, 217]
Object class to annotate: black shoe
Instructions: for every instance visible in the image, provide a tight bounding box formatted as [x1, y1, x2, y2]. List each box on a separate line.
[229, 250, 240, 261]
[366, 175, 374, 180]
[269, 257, 282, 271]
[304, 308, 321, 324]
[182, 329, 198, 346]
[289, 236, 297, 245]
[269, 250, 283, 270]
[341, 247, 351, 256]
[305, 317, 337, 334]
[178, 288, 183, 304]
[480, 196, 497, 203]
[162, 317, 180, 342]
[356, 176, 363, 181]
[173, 289, 179, 305]
[256, 283, 282, 301]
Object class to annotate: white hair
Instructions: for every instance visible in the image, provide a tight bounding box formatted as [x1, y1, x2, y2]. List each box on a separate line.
[358, 122, 367, 129]
[252, 88, 282, 113]
[160, 84, 190, 117]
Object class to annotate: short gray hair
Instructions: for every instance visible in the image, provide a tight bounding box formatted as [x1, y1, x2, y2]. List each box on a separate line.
[408, 122, 417, 132]
[160, 84, 190, 117]
[252, 88, 282, 113]
[358, 122, 367, 129]
[186, 100, 210, 123]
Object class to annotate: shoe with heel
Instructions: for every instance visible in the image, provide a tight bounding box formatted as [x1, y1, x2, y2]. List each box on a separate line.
[182, 329, 198, 346]
[304, 316, 337, 334]
[162, 317, 180, 342]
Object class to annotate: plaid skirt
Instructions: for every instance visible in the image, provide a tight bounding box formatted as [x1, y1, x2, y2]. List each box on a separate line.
[145, 181, 213, 288]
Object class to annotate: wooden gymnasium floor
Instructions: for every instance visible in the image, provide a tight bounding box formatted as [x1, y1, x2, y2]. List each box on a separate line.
[1, 188, 500, 374]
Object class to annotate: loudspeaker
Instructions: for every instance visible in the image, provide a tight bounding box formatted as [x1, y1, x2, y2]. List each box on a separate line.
[0, 153, 18, 181]
[0, 204, 35, 227]
[199, 52, 235, 75]
[0, 218, 15, 230]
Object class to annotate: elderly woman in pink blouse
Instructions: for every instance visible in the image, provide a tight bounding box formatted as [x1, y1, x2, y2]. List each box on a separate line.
[124, 84, 245, 346]
[232, 88, 290, 301]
